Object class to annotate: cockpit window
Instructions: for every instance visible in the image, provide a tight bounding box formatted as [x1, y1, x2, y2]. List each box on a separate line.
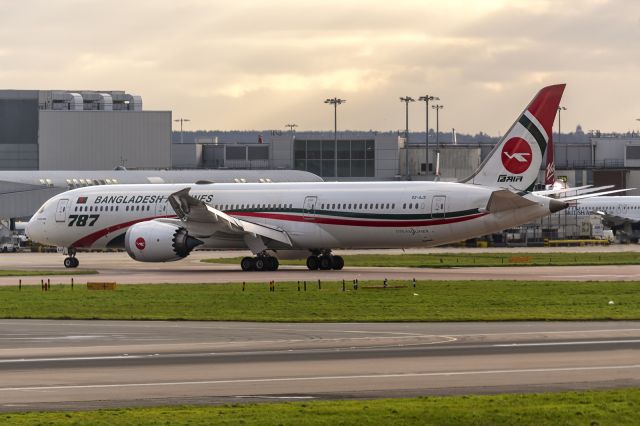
[37, 199, 53, 214]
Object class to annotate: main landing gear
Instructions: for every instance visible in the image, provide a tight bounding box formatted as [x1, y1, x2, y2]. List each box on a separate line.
[63, 248, 79, 268]
[240, 254, 279, 271]
[306, 251, 344, 270]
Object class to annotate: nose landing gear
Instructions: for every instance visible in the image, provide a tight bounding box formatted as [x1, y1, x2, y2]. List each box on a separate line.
[63, 248, 79, 268]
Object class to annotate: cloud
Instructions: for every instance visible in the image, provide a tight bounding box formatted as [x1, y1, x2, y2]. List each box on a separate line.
[0, 0, 638, 132]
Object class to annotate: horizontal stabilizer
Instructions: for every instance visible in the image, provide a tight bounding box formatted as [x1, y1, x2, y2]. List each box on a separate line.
[486, 189, 537, 213]
[559, 188, 635, 202]
[534, 185, 595, 196]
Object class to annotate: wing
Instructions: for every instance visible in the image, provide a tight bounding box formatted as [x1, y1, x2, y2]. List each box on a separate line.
[167, 188, 292, 249]
[592, 211, 636, 228]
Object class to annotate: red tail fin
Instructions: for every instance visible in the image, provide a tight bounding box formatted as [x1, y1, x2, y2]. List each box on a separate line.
[527, 84, 565, 142]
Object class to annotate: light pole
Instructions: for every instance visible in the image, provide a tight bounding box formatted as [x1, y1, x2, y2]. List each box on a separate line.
[324, 98, 346, 178]
[557, 106, 566, 143]
[418, 94, 438, 177]
[174, 118, 191, 144]
[285, 123, 298, 133]
[431, 104, 444, 150]
[400, 96, 415, 177]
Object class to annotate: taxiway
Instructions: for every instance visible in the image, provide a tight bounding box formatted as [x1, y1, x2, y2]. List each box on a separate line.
[1, 250, 640, 285]
[1, 320, 639, 411]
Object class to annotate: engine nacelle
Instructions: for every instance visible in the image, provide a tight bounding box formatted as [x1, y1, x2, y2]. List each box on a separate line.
[124, 221, 202, 262]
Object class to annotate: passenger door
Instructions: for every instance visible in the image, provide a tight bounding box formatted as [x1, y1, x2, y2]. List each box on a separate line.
[303, 196, 317, 221]
[55, 199, 69, 222]
[431, 196, 446, 219]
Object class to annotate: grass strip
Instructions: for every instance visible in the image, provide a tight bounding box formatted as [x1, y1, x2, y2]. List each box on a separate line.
[3, 388, 640, 425]
[0, 269, 96, 276]
[1, 280, 639, 321]
[202, 251, 640, 268]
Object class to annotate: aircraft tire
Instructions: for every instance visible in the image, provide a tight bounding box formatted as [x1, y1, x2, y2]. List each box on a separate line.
[319, 255, 332, 270]
[332, 255, 344, 270]
[63, 257, 75, 268]
[254, 258, 266, 271]
[268, 257, 279, 271]
[306, 256, 320, 270]
[241, 257, 255, 271]
[72, 258, 79, 268]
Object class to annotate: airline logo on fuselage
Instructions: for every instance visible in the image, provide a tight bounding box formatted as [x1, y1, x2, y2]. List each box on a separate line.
[93, 194, 214, 204]
[501, 137, 533, 174]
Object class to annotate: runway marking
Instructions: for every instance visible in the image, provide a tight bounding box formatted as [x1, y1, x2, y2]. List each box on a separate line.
[234, 396, 315, 400]
[446, 328, 640, 338]
[2, 364, 640, 392]
[0, 335, 108, 341]
[494, 339, 640, 347]
[0, 355, 149, 363]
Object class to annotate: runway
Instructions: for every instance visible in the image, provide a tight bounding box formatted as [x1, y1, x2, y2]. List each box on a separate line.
[2, 249, 640, 285]
[1, 320, 640, 411]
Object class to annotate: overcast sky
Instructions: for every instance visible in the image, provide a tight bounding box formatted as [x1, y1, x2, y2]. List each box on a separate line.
[1, 0, 638, 135]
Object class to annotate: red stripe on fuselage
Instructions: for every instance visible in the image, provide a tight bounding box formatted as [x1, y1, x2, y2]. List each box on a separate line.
[70, 211, 487, 248]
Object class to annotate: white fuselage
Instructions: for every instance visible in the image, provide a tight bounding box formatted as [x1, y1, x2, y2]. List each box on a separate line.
[569, 196, 640, 222]
[27, 181, 556, 251]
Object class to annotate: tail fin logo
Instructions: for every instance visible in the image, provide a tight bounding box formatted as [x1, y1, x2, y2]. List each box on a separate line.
[501, 137, 533, 174]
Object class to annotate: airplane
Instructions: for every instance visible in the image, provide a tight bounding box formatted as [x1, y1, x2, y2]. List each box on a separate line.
[27, 84, 570, 271]
[567, 196, 640, 242]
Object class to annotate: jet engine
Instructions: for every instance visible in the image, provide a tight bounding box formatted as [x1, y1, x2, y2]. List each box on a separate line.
[124, 221, 203, 262]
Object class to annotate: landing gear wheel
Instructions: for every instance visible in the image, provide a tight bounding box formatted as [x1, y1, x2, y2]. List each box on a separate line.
[306, 255, 320, 270]
[241, 257, 255, 271]
[254, 257, 266, 271]
[266, 257, 279, 271]
[332, 255, 344, 270]
[319, 255, 333, 270]
[63, 257, 78, 268]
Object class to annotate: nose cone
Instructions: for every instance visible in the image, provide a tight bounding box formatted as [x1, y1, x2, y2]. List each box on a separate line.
[25, 215, 43, 244]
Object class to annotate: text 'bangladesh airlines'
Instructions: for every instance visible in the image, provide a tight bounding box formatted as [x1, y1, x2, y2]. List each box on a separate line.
[27, 84, 567, 271]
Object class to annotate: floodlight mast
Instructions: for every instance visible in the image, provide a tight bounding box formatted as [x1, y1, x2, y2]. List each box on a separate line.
[418, 94, 439, 177]
[174, 118, 191, 144]
[324, 98, 346, 178]
[285, 123, 298, 133]
[400, 96, 415, 178]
